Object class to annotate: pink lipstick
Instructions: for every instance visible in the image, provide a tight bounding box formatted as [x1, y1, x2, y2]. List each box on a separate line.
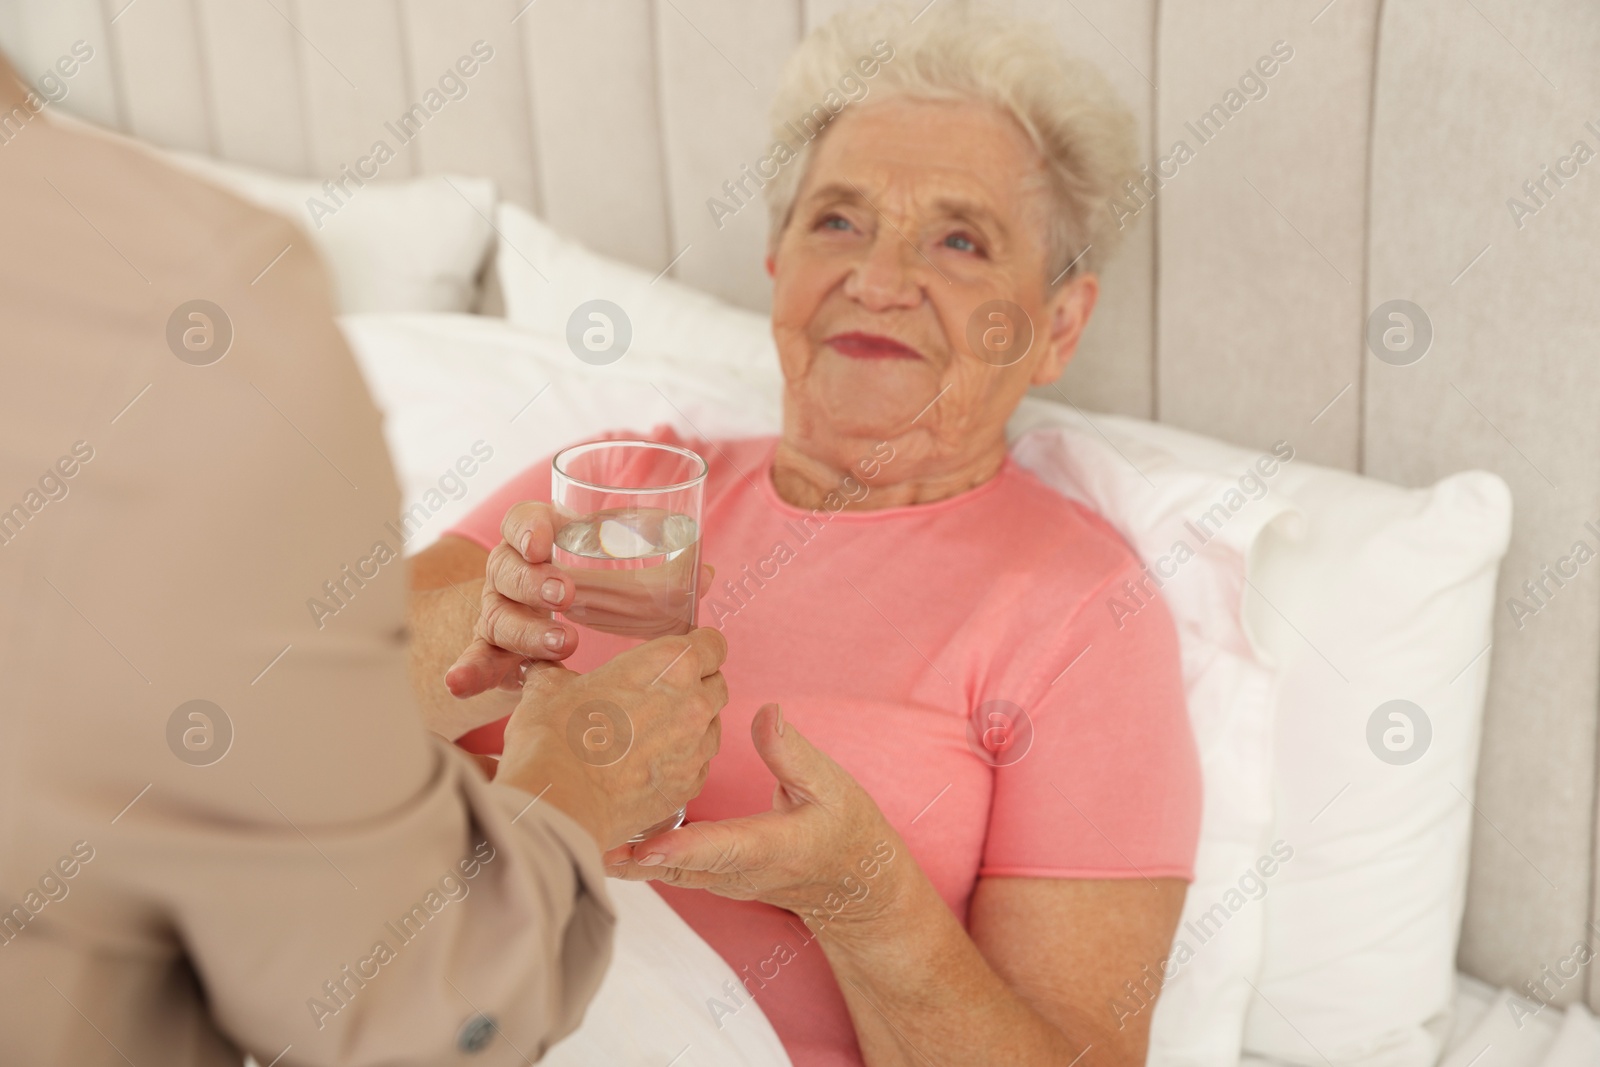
[826, 331, 923, 361]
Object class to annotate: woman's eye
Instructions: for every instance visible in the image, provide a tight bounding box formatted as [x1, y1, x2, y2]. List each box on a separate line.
[942, 232, 980, 254]
[819, 214, 853, 232]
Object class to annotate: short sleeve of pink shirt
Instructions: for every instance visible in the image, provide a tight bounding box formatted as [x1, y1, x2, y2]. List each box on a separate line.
[444, 425, 1201, 1064]
[972, 551, 1198, 881]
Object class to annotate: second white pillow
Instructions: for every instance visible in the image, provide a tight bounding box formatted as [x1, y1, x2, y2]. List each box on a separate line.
[494, 202, 779, 393]
[166, 152, 496, 315]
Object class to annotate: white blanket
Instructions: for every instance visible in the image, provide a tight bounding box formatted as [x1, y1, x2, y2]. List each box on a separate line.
[541, 881, 792, 1066]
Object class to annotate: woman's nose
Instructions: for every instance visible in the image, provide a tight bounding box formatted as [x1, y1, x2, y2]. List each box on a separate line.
[843, 231, 924, 311]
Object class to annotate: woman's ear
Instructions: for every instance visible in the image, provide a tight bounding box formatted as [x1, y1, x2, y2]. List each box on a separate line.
[765, 253, 777, 278]
[1031, 272, 1099, 386]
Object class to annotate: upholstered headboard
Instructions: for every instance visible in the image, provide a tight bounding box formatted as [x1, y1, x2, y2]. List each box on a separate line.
[6, 0, 1598, 1007]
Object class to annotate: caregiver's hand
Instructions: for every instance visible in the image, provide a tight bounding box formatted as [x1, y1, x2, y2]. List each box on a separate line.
[606, 704, 909, 930]
[495, 627, 729, 850]
[444, 500, 714, 699]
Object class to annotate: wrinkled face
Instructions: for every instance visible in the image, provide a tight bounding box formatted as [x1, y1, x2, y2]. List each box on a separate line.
[768, 96, 1097, 479]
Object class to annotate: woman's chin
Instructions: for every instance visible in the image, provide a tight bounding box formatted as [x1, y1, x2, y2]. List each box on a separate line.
[801, 357, 939, 440]
[800, 397, 923, 450]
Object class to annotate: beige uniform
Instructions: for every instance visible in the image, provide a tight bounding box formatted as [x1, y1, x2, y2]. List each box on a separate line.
[0, 54, 613, 1066]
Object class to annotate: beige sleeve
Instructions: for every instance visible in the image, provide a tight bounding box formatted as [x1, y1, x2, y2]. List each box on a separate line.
[0, 64, 612, 1067]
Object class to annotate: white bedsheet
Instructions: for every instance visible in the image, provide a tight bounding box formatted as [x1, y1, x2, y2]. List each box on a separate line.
[541, 880, 792, 1067]
[1435, 973, 1600, 1067]
[1239, 974, 1600, 1067]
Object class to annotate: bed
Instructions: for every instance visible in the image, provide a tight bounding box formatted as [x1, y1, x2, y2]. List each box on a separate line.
[6, 0, 1597, 1063]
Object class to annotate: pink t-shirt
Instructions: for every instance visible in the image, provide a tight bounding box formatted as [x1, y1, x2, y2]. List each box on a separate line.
[449, 427, 1200, 1066]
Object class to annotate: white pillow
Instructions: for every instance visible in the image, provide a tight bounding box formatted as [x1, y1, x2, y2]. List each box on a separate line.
[339, 312, 781, 552]
[1046, 413, 1512, 1066]
[493, 202, 778, 392]
[1241, 455, 1510, 1064]
[1009, 399, 1293, 1065]
[165, 152, 495, 314]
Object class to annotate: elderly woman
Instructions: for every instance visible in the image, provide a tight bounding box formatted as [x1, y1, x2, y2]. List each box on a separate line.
[408, 4, 1199, 1064]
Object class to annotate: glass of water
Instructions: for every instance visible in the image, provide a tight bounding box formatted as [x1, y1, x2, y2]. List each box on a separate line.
[551, 440, 707, 842]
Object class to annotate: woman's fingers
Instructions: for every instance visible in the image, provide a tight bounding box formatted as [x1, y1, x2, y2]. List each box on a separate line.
[479, 591, 575, 659]
[606, 862, 741, 891]
[748, 703, 833, 807]
[445, 638, 527, 698]
[702, 711, 723, 760]
[485, 542, 571, 610]
[605, 847, 740, 888]
[629, 814, 768, 875]
[499, 501, 570, 564]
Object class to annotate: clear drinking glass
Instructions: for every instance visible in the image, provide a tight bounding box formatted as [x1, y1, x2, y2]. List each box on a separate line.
[551, 440, 707, 842]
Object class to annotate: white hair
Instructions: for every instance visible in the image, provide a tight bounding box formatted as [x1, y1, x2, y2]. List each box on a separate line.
[764, 0, 1140, 283]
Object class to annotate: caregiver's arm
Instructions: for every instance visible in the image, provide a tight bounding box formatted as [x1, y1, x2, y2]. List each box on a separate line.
[609, 706, 1184, 1066]
[0, 109, 725, 1063]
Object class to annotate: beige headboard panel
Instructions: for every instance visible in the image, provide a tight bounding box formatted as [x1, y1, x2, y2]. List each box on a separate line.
[6, 0, 1598, 1007]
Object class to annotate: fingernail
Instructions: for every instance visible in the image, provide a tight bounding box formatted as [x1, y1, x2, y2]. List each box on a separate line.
[706, 565, 716, 580]
[637, 853, 665, 867]
[542, 629, 564, 650]
[774, 704, 784, 736]
[521, 530, 535, 560]
[541, 578, 564, 604]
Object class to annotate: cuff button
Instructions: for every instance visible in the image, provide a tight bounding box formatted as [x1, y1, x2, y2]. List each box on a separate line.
[456, 1013, 497, 1054]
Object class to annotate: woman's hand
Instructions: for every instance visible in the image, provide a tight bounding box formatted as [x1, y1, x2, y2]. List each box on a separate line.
[605, 704, 909, 933]
[444, 501, 578, 699]
[609, 703, 1158, 1067]
[445, 500, 714, 700]
[495, 628, 729, 850]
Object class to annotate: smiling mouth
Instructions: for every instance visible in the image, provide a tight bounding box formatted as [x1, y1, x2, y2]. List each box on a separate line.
[825, 331, 924, 361]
